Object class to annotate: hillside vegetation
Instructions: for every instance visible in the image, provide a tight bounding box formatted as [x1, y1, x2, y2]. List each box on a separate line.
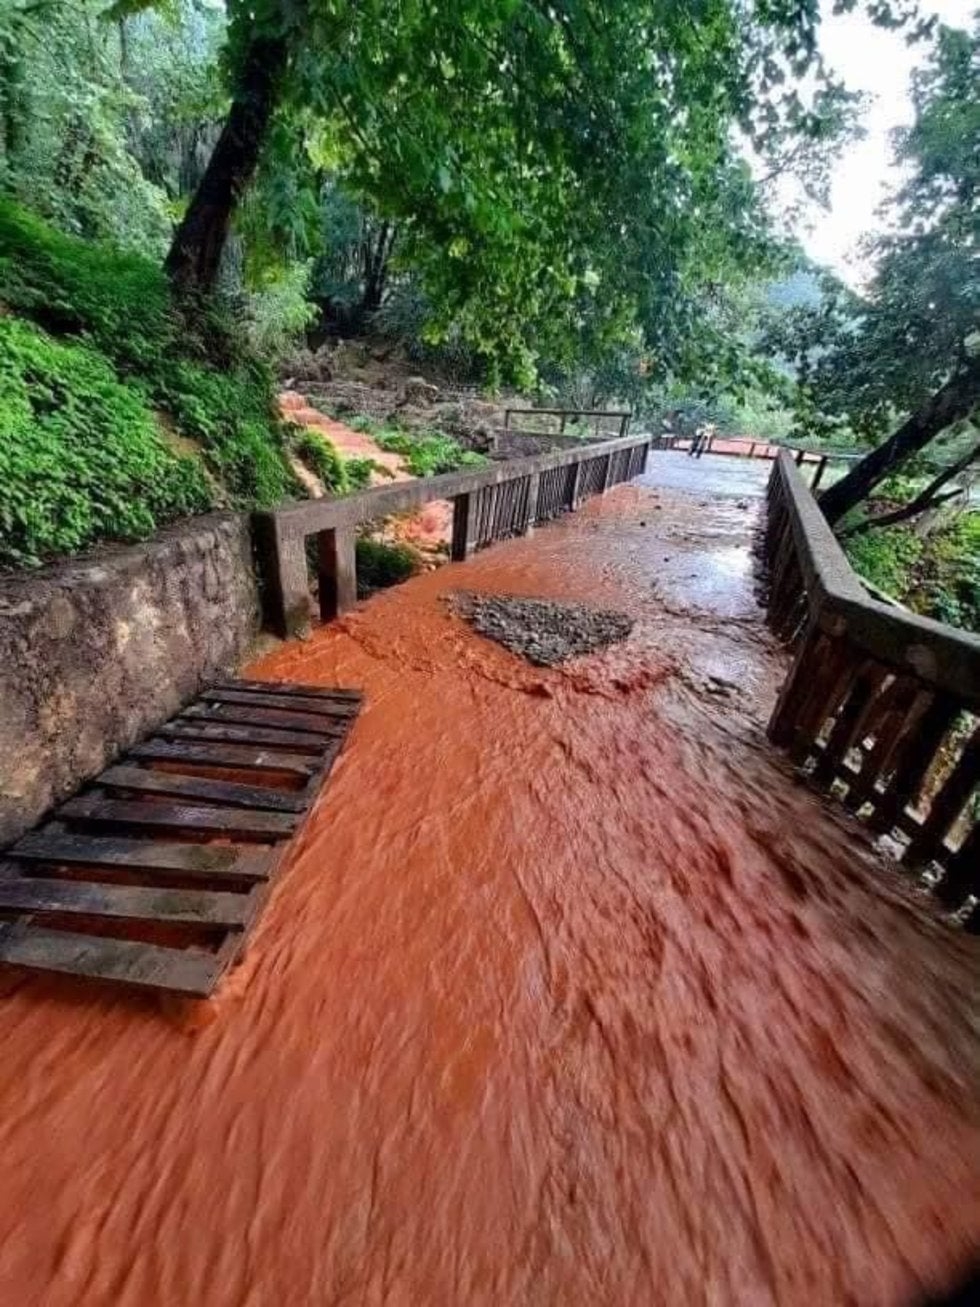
[0, 201, 300, 566]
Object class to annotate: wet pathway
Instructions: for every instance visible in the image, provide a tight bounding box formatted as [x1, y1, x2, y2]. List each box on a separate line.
[0, 454, 978, 1305]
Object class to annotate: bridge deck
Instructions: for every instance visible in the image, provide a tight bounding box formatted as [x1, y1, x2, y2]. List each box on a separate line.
[0, 454, 976, 1304]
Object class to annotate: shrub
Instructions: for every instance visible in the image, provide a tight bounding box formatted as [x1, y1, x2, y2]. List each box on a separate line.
[355, 537, 419, 595]
[912, 512, 980, 633]
[292, 431, 382, 495]
[845, 526, 923, 600]
[293, 430, 350, 493]
[0, 319, 212, 565]
[345, 458, 376, 490]
[346, 415, 487, 477]
[0, 198, 300, 562]
[244, 262, 318, 363]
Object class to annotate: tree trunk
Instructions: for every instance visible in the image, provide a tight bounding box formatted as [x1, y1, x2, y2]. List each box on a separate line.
[164, 36, 287, 295]
[361, 222, 395, 315]
[838, 440, 978, 538]
[820, 357, 980, 525]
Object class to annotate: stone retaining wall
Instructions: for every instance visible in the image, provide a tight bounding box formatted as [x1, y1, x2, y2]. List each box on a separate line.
[0, 513, 260, 847]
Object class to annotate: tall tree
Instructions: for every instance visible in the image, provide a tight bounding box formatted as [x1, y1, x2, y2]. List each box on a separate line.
[165, 0, 917, 383]
[772, 19, 980, 524]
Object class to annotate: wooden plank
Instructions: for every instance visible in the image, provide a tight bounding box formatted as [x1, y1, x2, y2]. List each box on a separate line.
[811, 662, 890, 788]
[936, 828, 980, 911]
[131, 739, 317, 778]
[0, 922, 222, 997]
[156, 720, 330, 754]
[10, 832, 275, 881]
[181, 702, 345, 737]
[201, 688, 358, 718]
[0, 877, 253, 928]
[0, 675, 360, 999]
[217, 679, 361, 703]
[98, 765, 308, 814]
[60, 795, 298, 841]
[870, 693, 961, 834]
[905, 730, 979, 868]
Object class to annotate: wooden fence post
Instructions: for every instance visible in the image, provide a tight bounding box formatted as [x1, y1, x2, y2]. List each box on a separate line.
[524, 473, 541, 530]
[318, 527, 357, 621]
[451, 493, 476, 561]
[571, 459, 584, 506]
[253, 512, 311, 639]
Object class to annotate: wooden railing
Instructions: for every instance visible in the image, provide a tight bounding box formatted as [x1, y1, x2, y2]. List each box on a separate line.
[503, 407, 632, 440]
[765, 451, 979, 917]
[254, 431, 651, 639]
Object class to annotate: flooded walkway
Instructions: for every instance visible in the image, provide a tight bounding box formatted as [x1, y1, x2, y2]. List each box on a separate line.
[1, 453, 978, 1305]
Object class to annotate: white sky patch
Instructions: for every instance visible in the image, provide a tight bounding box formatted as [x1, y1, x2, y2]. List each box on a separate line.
[796, 0, 974, 285]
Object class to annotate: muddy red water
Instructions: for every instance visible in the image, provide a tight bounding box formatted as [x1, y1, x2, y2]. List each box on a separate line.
[1, 454, 978, 1306]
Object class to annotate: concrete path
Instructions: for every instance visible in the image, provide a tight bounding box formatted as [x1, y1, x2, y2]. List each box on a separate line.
[0, 453, 977, 1306]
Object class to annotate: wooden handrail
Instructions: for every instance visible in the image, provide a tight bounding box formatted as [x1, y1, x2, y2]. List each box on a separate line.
[772, 451, 979, 704]
[254, 431, 651, 638]
[764, 451, 978, 915]
[503, 406, 631, 439]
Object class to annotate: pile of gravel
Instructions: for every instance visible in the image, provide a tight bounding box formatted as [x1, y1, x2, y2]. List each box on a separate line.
[452, 592, 633, 666]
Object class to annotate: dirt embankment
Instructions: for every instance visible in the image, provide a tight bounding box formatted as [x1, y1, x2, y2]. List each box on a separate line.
[278, 387, 454, 560]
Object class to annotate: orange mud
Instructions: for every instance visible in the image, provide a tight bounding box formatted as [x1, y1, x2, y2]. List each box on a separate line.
[1, 469, 978, 1305]
[280, 391, 407, 482]
[280, 391, 452, 555]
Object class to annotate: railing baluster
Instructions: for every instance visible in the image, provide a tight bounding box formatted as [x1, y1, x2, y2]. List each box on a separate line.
[763, 449, 978, 916]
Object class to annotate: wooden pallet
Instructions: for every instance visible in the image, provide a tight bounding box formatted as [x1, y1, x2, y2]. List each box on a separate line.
[0, 679, 361, 998]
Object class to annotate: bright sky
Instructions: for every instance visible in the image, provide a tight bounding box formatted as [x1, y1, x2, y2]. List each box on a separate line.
[798, 0, 975, 284]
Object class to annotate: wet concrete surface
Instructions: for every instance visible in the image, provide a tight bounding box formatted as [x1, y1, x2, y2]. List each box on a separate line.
[0, 454, 978, 1306]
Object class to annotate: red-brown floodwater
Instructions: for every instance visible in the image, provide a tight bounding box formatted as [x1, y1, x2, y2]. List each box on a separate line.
[0, 456, 977, 1305]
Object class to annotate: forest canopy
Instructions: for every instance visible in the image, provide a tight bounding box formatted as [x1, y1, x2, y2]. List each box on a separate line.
[0, 0, 976, 627]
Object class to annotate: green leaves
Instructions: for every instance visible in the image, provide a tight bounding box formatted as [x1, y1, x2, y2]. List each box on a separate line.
[773, 17, 980, 448]
[0, 317, 212, 565]
[0, 198, 299, 564]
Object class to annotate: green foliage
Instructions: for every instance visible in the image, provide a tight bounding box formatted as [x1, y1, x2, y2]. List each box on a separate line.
[348, 416, 486, 478]
[243, 261, 318, 362]
[208, 0, 923, 389]
[0, 0, 199, 253]
[354, 537, 418, 597]
[769, 19, 980, 448]
[845, 526, 924, 600]
[911, 512, 980, 632]
[292, 429, 379, 495]
[0, 317, 211, 565]
[845, 508, 980, 633]
[344, 458, 375, 490]
[158, 358, 295, 506]
[0, 198, 298, 563]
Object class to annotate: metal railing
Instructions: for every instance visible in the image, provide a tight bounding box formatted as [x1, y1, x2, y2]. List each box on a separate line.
[764, 451, 978, 918]
[503, 407, 632, 441]
[254, 431, 651, 639]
